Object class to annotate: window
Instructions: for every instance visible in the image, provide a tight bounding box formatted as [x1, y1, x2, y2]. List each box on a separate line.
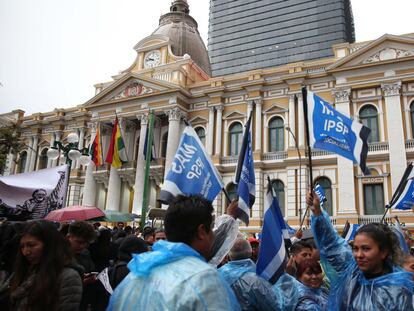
[363, 184, 384, 215]
[271, 179, 285, 216]
[226, 182, 238, 205]
[410, 101, 414, 138]
[359, 105, 379, 143]
[268, 117, 284, 152]
[18, 151, 27, 173]
[195, 127, 206, 145]
[38, 148, 48, 170]
[314, 177, 333, 216]
[161, 132, 168, 158]
[229, 122, 243, 156]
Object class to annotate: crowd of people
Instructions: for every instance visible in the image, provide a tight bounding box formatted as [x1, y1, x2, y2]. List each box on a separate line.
[0, 192, 414, 310]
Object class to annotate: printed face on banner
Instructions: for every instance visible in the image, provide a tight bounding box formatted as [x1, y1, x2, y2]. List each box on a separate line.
[167, 132, 222, 201]
[311, 94, 359, 162]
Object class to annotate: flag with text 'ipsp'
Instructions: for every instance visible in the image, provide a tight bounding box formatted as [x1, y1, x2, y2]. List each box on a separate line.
[306, 90, 370, 175]
[159, 126, 224, 203]
[256, 181, 289, 284]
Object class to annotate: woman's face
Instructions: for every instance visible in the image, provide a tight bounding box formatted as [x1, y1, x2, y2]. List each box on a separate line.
[20, 234, 45, 266]
[353, 233, 388, 275]
[298, 267, 323, 288]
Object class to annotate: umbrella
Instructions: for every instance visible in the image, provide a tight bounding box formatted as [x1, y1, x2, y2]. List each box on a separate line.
[92, 210, 140, 222]
[45, 205, 105, 222]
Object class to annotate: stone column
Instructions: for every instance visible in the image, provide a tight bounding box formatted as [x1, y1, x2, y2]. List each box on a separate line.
[255, 99, 262, 151]
[334, 89, 357, 214]
[164, 106, 183, 178]
[52, 132, 62, 167]
[382, 82, 406, 192]
[29, 135, 39, 172]
[215, 105, 223, 156]
[75, 128, 85, 169]
[47, 133, 55, 168]
[207, 107, 215, 155]
[288, 95, 296, 148]
[82, 124, 97, 206]
[3, 152, 16, 176]
[132, 114, 148, 214]
[297, 94, 305, 147]
[247, 100, 254, 119]
[106, 166, 121, 211]
[25, 137, 33, 173]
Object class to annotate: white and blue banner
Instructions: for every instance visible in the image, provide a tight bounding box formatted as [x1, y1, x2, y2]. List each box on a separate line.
[306, 90, 371, 175]
[236, 124, 255, 225]
[314, 183, 327, 204]
[256, 181, 289, 284]
[159, 126, 224, 203]
[342, 221, 360, 242]
[0, 165, 69, 221]
[388, 163, 414, 210]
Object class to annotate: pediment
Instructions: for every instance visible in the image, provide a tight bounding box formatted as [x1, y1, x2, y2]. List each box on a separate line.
[189, 116, 208, 125]
[223, 110, 246, 120]
[328, 34, 414, 71]
[83, 73, 179, 107]
[263, 104, 288, 114]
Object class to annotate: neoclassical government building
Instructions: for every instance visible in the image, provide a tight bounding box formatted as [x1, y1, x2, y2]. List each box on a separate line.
[2, 1, 414, 230]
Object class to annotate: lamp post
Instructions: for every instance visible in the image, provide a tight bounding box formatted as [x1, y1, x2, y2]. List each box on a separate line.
[46, 132, 91, 205]
[285, 126, 303, 225]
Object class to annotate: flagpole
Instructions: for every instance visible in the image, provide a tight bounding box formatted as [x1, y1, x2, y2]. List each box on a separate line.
[141, 111, 154, 231]
[300, 87, 314, 228]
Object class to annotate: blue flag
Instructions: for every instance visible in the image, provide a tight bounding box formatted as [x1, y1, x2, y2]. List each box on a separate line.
[306, 90, 371, 175]
[256, 180, 289, 284]
[236, 121, 255, 225]
[388, 163, 414, 210]
[342, 221, 360, 242]
[314, 183, 327, 204]
[159, 126, 224, 203]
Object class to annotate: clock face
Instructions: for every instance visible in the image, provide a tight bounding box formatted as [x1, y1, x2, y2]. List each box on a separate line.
[144, 50, 161, 68]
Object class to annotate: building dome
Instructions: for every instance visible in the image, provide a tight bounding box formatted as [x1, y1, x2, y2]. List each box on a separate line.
[152, 0, 211, 76]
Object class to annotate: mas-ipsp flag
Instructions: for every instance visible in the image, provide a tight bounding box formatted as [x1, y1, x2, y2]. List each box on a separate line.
[160, 126, 224, 203]
[0, 165, 69, 221]
[342, 221, 360, 242]
[314, 183, 327, 204]
[306, 90, 371, 175]
[236, 122, 255, 225]
[388, 163, 414, 210]
[256, 181, 289, 284]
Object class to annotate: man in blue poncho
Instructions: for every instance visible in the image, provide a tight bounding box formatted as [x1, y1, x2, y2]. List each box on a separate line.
[107, 195, 240, 311]
[219, 238, 282, 310]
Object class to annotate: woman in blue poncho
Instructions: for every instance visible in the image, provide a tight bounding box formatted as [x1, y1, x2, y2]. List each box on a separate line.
[306, 192, 414, 311]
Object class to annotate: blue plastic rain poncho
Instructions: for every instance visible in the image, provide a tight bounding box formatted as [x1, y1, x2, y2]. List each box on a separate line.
[218, 259, 283, 311]
[311, 210, 414, 311]
[274, 273, 328, 311]
[107, 240, 240, 311]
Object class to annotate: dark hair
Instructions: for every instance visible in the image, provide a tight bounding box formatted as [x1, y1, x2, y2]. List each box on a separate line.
[118, 236, 148, 261]
[68, 221, 96, 242]
[143, 226, 156, 239]
[11, 220, 73, 311]
[355, 223, 403, 266]
[290, 240, 311, 256]
[164, 195, 213, 245]
[306, 238, 317, 249]
[124, 225, 133, 235]
[155, 228, 165, 234]
[296, 258, 322, 278]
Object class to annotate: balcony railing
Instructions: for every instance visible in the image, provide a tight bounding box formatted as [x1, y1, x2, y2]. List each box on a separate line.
[262, 151, 287, 161]
[368, 141, 389, 153]
[221, 156, 238, 164]
[405, 139, 414, 150]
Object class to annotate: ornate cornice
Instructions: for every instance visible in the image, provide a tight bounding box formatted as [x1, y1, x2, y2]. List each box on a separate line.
[166, 107, 186, 121]
[333, 89, 351, 103]
[381, 82, 401, 97]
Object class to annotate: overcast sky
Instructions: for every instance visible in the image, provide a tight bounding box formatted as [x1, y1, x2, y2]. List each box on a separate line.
[1, 0, 413, 115]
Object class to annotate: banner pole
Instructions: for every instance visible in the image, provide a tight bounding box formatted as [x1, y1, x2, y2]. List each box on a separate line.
[300, 87, 314, 228]
[380, 205, 390, 224]
[141, 111, 154, 231]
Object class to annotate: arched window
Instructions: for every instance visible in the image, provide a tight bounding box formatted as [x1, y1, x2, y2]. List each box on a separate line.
[268, 117, 284, 152]
[195, 127, 206, 145]
[410, 101, 414, 138]
[161, 132, 168, 158]
[18, 151, 27, 173]
[226, 182, 238, 205]
[271, 179, 285, 216]
[315, 177, 333, 216]
[359, 105, 379, 143]
[229, 122, 243, 156]
[38, 148, 48, 170]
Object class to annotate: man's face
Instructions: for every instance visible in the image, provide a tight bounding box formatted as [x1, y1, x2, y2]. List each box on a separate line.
[33, 191, 47, 202]
[145, 234, 155, 245]
[155, 231, 167, 241]
[67, 234, 89, 254]
[293, 248, 312, 265]
[117, 223, 124, 230]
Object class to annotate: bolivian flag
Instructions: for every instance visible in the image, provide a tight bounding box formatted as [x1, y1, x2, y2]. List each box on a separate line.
[106, 117, 128, 168]
[90, 123, 103, 166]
